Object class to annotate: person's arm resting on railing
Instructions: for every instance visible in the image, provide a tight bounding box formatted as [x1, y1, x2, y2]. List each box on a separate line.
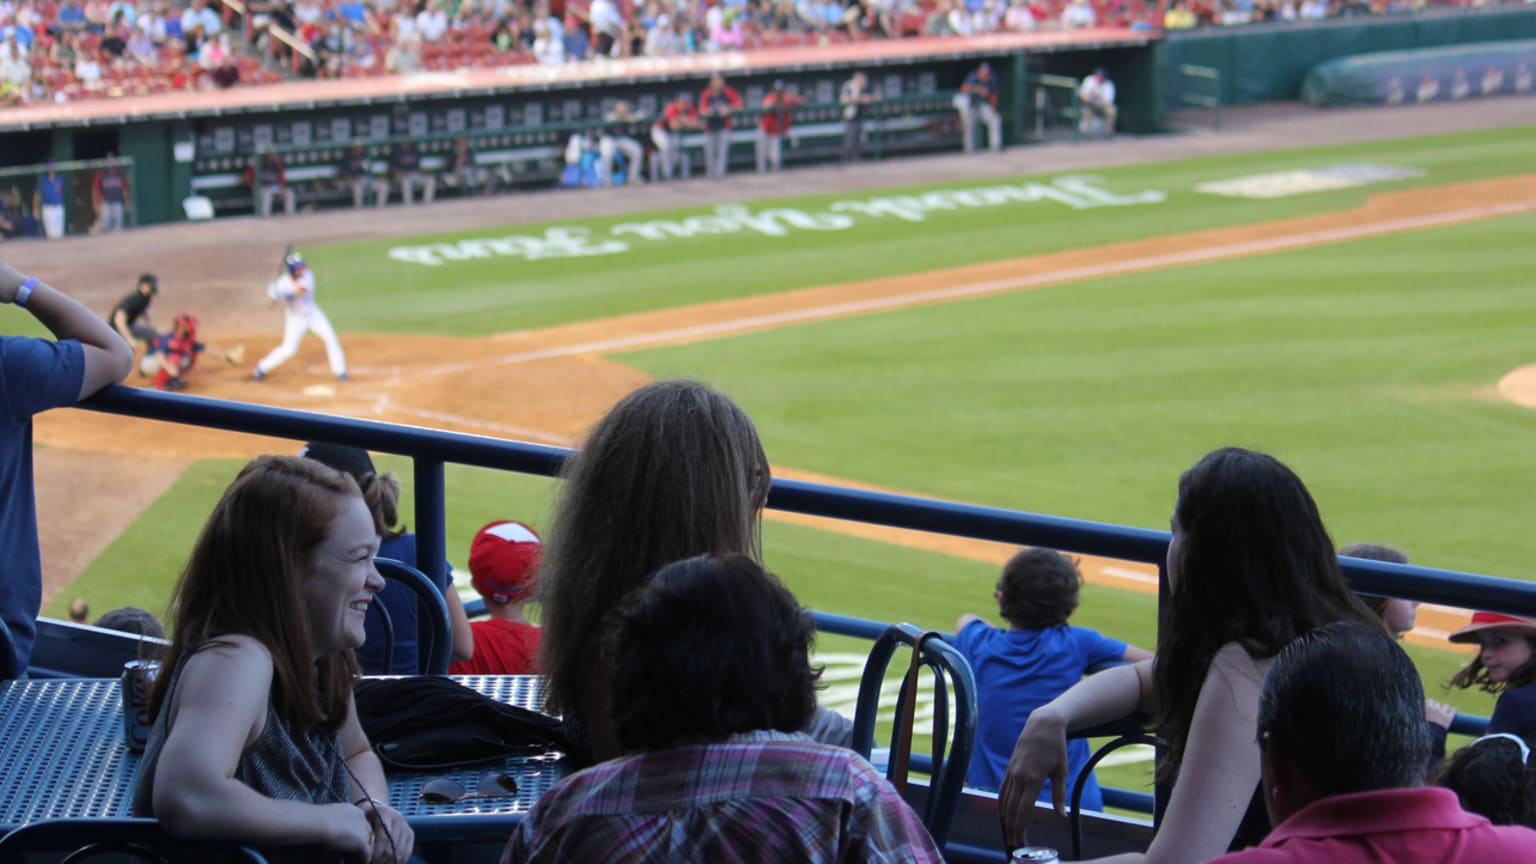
[151, 637, 378, 858]
[1, 260, 133, 398]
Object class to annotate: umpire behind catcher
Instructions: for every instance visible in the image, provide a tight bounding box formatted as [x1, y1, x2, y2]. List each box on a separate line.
[108, 273, 159, 349]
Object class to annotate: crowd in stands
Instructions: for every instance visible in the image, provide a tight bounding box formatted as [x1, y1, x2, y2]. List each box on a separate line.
[0, 0, 284, 105]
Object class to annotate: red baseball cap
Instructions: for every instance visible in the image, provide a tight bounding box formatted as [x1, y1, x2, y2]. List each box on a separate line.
[469, 520, 542, 605]
[1448, 611, 1536, 644]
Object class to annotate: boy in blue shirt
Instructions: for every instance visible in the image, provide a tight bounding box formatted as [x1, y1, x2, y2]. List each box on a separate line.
[955, 548, 1151, 809]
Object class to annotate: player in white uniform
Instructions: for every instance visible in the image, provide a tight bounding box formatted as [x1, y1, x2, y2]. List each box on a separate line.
[253, 253, 348, 382]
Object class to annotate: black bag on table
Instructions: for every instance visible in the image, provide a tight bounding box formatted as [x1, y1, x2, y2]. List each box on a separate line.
[354, 676, 569, 772]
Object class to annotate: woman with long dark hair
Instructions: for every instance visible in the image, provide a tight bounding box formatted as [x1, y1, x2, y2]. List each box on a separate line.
[999, 447, 1376, 862]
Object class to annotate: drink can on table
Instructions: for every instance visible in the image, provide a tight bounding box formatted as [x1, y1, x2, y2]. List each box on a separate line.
[121, 659, 161, 752]
[1009, 848, 1060, 863]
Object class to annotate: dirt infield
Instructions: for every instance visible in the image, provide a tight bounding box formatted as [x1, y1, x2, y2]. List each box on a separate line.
[15, 99, 1536, 638]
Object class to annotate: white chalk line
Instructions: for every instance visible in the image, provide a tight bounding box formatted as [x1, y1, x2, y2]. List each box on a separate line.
[406, 196, 1536, 382]
[375, 395, 571, 445]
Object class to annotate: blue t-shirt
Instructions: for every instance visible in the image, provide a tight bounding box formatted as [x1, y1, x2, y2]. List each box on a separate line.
[1, 337, 84, 672]
[1490, 682, 1536, 746]
[357, 533, 453, 675]
[954, 620, 1126, 810]
[38, 174, 65, 207]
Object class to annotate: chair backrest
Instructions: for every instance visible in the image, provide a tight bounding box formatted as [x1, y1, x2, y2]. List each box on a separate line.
[1068, 717, 1166, 860]
[851, 622, 978, 848]
[0, 818, 269, 863]
[373, 556, 453, 675]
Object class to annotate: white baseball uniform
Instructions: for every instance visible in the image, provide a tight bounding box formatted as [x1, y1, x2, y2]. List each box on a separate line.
[255, 267, 348, 379]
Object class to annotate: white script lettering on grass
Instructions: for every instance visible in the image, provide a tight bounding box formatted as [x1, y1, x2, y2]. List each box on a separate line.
[612, 204, 856, 240]
[387, 227, 629, 267]
[828, 175, 1166, 222]
[386, 175, 1165, 266]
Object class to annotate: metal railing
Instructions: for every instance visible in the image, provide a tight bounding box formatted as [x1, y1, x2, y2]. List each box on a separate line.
[73, 385, 1525, 828]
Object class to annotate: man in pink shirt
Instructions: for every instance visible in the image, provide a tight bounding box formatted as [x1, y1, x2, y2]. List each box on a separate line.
[1208, 621, 1536, 864]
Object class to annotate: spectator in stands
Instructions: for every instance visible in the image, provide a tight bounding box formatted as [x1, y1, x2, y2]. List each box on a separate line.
[539, 379, 853, 768]
[56, 0, 89, 32]
[74, 43, 104, 89]
[599, 100, 646, 186]
[1339, 542, 1456, 760]
[336, 142, 373, 208]
[387, 139, 434, 205]
[1061, 0, 1095, 26]
[1002, 0, 1036, 30]
[100, 10, 129, 59]
[1449, 612, 1536, 748]
[1206, 621, 1536, 863]
[33, 160, 67, 240]
[757, 80, 802, 173]
[135, 1, 169, 46]
[312, 21, 353, 77]
[246, 150, 297, 218]
[650, 93, 696, 180]
[1437, 733, 1536, 829]
[200, 30, 239, 87]
[130, 456, 414, 863]
[698, 73, 741, 179]
[448, 520, 542, 676]
[507, 554, 944, 863]
[384, 31, 421, 73]
[1077, 67, 1117, 140]
[956, 548, 1152, 805]
[300, 441, 474, 675]
[1000, 447, 1380, 862]
[956, 61, 1001, 154]
[839, 70, 875, 162]
[642, 12, 681, 55]
[1164, 0, 1198, 27]
[416, 0, 449, 41]
[95, 605, 165, 639]
[562, 19, 590, 61]
[531, 18, 562, 62]
[587, 0, 623, 55]
[0, 30, 27, 105]
[67, 597, 90, 623]
[1, 259, 134, 672]
[178, 0, 220, 55]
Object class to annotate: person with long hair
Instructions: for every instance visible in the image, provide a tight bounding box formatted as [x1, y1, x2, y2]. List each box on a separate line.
[539, 378, 849, 766]
[132, 456, 413, 863]
[998, 447, 1376, 862]
[504, 555, 943, 863]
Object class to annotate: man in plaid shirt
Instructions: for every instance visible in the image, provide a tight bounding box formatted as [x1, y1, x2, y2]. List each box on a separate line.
[502, 555, 942, 863]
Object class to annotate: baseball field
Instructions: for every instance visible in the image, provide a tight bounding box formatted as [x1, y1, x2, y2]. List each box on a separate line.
[9, 100, 1536, 796]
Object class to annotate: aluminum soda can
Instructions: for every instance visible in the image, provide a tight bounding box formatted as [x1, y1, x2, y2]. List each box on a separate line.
[121, 659, 161, 753]
[1009, 848, 1060, 863]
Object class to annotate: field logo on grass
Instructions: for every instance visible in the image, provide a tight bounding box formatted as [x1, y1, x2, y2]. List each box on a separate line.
[1194, 164, 1425, 199]
[387, 174, 1165, 266]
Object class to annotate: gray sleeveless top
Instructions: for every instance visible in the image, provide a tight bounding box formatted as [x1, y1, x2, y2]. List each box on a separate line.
[131, 646, 349, 817]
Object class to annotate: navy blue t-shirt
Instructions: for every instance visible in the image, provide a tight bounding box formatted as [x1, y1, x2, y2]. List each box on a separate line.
[1490, 682, 1536, 745]
[955, 619, 1126, 809]
[1, 336, 84, 671]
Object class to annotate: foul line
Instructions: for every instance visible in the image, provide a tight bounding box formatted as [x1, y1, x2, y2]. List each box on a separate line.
[407, 196, 1536, 381]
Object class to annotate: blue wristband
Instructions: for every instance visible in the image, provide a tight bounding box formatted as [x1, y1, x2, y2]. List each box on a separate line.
[14, 277, 38, 308]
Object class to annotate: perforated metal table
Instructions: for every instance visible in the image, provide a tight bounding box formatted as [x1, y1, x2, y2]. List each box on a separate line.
[0, 675, 567, 848]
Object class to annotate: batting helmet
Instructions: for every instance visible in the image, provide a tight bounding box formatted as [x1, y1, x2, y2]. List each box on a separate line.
[285, 253, 306, 275]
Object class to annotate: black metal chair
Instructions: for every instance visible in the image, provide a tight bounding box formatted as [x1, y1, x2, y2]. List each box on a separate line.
[0, 617, 18, 680]
[0, 818, 269, 863]
[373, 557, 454, 675]
[1069, 716, 1166, 860]
[851, 622, 978, 848]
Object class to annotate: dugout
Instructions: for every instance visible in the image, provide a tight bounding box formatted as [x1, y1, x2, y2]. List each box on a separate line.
[0, 31, 1157, 229]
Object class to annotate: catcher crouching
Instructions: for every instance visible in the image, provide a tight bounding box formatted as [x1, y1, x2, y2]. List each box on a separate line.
[140, 313, 245, 390]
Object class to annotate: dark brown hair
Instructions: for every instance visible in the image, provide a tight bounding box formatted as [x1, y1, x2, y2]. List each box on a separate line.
[149, 456, 361, 733]
[608, 555, 819, 752]
[997, 548, 1081, 630]
[1449, 634, 1536, 693]
[1340, 542, 1409, 621]
[1153, 447, 1376, 781]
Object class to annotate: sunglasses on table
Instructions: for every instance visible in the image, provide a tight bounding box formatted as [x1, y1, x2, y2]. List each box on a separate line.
[420, 771, 520, 804]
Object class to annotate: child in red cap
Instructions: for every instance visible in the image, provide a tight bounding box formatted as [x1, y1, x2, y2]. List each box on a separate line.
[1449, 612, 1536, 748]
[449, 520, 543, 676]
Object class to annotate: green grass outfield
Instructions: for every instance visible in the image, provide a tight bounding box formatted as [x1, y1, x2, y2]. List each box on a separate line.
[47, 124, 1536, 797]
